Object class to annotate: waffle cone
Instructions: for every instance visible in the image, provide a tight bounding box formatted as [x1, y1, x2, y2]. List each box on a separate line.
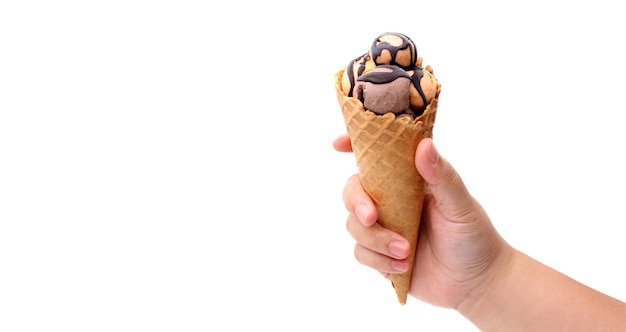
[335, 68, 439, 304]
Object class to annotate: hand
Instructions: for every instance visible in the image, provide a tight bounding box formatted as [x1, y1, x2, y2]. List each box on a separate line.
[335, 134, 514, 309]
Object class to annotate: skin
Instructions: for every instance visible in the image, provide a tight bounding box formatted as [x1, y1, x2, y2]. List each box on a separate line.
[334, 134, 626, 331]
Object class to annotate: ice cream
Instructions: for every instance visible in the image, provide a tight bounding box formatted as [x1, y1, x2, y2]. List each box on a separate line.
[335, 32, 441, 305]
[341, 32, 439, 120]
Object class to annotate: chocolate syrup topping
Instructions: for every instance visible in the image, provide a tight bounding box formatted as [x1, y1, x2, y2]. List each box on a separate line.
[357, 65, 410, 84]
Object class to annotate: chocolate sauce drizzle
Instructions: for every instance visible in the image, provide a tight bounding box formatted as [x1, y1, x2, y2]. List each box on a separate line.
[356, 65, 410, 84]
[410, 68, 427, 113]
[346, 53, 368, 98]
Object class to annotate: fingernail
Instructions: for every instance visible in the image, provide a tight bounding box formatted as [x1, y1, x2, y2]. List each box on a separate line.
[428, 140, 440, 164]
[391, 260, 409, 272]
[389, 241, 409, 258]
[355, 205, 370, 224]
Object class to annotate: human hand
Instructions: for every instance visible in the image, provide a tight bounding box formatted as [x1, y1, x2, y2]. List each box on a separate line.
[335, 134, 514, 309]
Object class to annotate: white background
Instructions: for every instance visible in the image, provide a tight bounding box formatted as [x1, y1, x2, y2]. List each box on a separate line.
[1, 1, 625, 331]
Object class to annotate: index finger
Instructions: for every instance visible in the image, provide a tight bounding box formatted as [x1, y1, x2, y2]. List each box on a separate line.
[333, 133, 353, 153]
[342, 174, 378, 226]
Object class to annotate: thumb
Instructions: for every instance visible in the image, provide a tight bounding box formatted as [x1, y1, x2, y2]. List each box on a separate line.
[415, 138, 474, 213]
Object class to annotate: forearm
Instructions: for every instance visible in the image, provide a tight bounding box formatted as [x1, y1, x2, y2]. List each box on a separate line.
[460, 250, 626, 331]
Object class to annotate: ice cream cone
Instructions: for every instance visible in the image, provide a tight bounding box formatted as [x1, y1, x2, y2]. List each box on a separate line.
[335, 68, 439, 304]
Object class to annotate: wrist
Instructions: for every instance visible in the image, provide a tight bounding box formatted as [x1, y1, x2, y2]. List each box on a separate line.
[456, 240, 519, 328]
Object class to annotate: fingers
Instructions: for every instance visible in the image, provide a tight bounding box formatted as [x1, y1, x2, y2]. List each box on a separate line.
[333, 133, 353, 152]
[343, 173, 410, 273]
[346, 214, 411, 261]
[347, 214, 411, 273]
[354, 243, 410, 274]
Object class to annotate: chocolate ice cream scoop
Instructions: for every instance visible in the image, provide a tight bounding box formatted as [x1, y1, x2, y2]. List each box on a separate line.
[354, 65, 413, 117]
